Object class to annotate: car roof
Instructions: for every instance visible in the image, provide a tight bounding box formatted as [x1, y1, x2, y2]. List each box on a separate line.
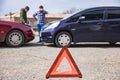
[62, 6, 120, 21]
[85, 6, 120, 10]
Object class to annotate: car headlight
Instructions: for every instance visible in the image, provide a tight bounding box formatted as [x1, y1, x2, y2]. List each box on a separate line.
[44, 21, 60, 30]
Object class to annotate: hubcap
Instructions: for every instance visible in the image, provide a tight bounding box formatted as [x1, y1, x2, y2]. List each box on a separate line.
[58, 34, 70, 46]
[8, 32, 23, 46]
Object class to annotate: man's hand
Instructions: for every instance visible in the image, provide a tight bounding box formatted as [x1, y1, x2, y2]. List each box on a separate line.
[27, 21, 29, 24]
[34, 18, 37, 21]
[25, 23, 28, 25]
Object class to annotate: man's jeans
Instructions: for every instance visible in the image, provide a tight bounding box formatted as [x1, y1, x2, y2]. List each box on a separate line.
[37, 23, 45, 42]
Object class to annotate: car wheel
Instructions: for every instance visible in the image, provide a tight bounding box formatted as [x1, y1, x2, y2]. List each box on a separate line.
[6, 30, 24, 47]
[109, 42, 116, 45]
[55, 32, 72, 47]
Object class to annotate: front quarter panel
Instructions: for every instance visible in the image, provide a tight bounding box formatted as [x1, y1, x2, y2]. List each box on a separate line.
[54, 22, 77, 41]
[0, 24, 12, 42]
[0, 21, 34, 42]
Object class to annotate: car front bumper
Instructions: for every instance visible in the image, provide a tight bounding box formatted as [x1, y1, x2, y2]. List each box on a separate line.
[41, 31, 54, 43]
[25, 30, 35, 42]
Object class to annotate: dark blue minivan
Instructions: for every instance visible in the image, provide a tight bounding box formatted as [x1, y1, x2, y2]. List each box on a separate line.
[41, 6, 120, 47]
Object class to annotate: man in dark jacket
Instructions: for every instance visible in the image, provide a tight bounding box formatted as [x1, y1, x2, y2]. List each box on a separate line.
[20, 6, 30, 24]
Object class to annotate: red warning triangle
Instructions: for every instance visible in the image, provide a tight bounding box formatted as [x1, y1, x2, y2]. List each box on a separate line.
[46, 46, 82, 79]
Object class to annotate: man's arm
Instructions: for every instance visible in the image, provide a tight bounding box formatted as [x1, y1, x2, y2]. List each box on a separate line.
[44, 10, 48, 14]
[33, 12, 37, 21]
[20, 9, 27, 24]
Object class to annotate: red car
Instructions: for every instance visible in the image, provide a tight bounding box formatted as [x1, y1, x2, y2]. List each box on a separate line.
[0, 21, 34, 47]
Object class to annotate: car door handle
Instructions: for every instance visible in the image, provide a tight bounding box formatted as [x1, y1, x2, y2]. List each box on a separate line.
[97, 23, 102, 25]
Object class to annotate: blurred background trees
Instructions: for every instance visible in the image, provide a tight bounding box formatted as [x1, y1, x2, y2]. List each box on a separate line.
[63, 8, 79, 14]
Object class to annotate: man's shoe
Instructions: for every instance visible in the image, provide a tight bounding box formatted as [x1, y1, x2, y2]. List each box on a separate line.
[37, 41, 42, 43]
[37, 41, 44, 45]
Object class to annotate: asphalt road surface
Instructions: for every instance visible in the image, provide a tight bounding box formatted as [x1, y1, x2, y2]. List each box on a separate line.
[0, 37, 120, 80]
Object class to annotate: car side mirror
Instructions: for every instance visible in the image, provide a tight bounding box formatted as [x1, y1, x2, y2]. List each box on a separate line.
[78, 16, 85, 23]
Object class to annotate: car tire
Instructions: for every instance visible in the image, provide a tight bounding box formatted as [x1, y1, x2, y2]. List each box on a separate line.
[54, 31, 72, 47]
[6, 30, 24, 47]
[109, 42, 116, 45]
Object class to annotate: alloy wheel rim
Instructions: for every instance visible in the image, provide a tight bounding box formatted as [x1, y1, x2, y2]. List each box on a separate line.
[8, 32, 23, 46]
[58, 34, 70, 46]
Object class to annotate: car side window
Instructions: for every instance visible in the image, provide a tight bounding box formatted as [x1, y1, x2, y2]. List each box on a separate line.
[82, 10, 104, 21]
[67, 13, 81, 23]
[107, 9, 120, 19]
